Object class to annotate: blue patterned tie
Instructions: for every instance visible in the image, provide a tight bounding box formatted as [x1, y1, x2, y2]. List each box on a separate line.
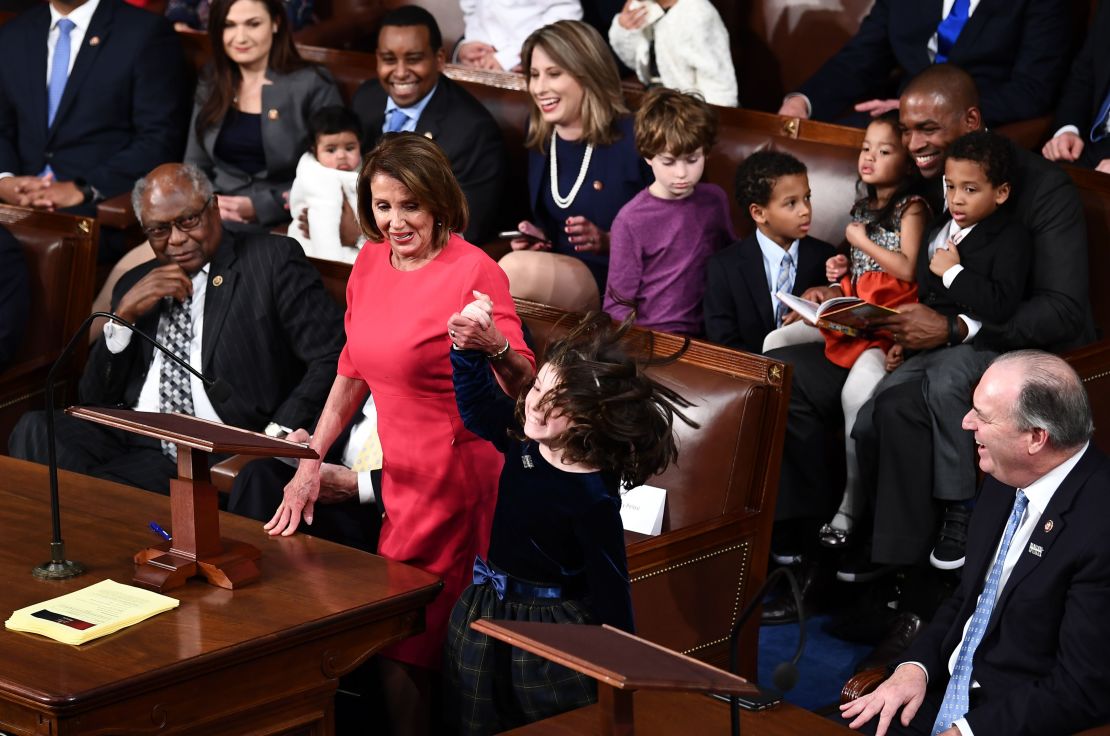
[935, 0, 969, 64]
[157, 296, 195, 459]
[932, 490, 1028, 735]
[384, 108, 408, 133]
[774, 252, 795, 327]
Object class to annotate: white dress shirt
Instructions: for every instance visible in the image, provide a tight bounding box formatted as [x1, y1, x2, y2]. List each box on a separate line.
[102, 266, 224, 424]
[903, 442, 1088, 736]
[755, 228, 800, 320]
[339, 395, 379, 504]
[47, 0, 100, 81]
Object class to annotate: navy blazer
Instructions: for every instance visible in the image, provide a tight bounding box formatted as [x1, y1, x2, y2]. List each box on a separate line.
[1053, 0, 1110, 166]
[798, 0, 1071, 126]
[79, 229, 344, 432]
[0, 0, 188, 198]
[899, 445, 1110, 735]
[702, 232, 836, 354]
[352, 77, 507, 244]
[916, 207, 1031, 326]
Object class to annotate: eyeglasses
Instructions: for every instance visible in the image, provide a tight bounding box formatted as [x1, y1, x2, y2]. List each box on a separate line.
[142, 197, 214, 243]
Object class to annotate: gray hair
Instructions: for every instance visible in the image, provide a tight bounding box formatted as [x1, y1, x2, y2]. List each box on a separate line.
[131, 164, 214, 226]
[991, 350, 1093, 449]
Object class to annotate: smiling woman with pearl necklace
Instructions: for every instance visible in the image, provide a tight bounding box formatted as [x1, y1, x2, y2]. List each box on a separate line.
[498, 20, 652, 314]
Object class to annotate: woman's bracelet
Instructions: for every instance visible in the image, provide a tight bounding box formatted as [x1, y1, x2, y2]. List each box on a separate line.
[487, 339, 511, 361]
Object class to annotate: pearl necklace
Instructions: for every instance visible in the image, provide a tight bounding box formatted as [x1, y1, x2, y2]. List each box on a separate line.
[549, 131, 593, 209]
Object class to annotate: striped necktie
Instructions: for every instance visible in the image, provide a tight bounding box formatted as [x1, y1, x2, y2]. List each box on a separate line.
[931, 490, 1028, 735]
[774, 252, 795, 327]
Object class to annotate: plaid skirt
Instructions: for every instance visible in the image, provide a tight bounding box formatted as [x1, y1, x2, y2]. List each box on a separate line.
[443, 574, 597, 735]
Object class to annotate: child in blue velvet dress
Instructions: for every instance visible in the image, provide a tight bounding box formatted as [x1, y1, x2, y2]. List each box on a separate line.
[443, 301, 695, 734]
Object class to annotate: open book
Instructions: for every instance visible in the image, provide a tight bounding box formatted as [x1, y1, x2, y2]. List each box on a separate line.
[776, 291, 899, 336]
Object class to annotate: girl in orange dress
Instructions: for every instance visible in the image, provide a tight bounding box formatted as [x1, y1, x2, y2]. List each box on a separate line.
[818, 113, 929, 549]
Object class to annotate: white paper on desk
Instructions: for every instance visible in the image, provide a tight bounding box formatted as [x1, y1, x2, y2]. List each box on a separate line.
[620, 484, 666, 536]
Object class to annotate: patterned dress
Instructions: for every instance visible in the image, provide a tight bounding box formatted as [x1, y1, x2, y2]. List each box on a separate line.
[824, 194, 926, 368]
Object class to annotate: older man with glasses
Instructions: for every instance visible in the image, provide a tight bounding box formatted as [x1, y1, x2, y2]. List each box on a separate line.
[9, 162, 343, 495]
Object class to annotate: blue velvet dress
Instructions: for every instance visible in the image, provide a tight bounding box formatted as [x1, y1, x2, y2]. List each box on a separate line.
[443, 348, 633, 734]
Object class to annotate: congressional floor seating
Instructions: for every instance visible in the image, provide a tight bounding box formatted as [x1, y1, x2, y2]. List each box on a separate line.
[0, 206, 98, 450]
[211, 273, 794, 679]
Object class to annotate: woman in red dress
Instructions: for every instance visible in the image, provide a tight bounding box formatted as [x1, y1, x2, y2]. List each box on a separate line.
[266, 134, 535, 732]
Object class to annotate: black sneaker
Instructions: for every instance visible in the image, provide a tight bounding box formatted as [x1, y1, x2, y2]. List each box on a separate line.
[930, 506, 971, 570]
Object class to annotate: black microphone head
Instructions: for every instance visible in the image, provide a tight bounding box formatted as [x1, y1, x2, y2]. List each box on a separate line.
[771, 662, 799, 693]
[206, 379, 232, 403]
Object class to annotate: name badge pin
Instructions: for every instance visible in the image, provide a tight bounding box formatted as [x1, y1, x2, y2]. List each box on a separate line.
[212, 275, 224, 287]
[1028, 542, 1044, 557]
[1043, 519, 1054, 532]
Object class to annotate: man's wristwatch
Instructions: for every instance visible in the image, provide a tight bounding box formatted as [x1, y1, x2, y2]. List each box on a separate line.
[73, 178, 104, 204]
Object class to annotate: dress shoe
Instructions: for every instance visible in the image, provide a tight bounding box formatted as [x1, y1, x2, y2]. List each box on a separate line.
[761, 561, 826, 625]
[855, 611, 923, 672]
[818, 521, 855, 549]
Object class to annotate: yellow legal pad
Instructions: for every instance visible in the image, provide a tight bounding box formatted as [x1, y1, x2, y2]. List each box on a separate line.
[5, 579, 179, 645]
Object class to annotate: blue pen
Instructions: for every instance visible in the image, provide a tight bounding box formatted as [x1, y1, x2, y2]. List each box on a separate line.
[149, 521, 172, 542]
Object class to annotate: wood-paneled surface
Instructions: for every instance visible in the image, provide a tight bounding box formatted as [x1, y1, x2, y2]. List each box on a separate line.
[502, 689, 852, 735]
[0, 456, 440, 736]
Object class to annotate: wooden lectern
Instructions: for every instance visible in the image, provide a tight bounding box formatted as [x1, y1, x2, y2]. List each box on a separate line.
[471, 619, 761, 736]
[65, 407, 318, 593]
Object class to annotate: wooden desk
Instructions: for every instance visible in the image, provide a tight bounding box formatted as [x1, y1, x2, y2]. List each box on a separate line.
[502, 690, 853, 735]
[0, 457, 441, 736]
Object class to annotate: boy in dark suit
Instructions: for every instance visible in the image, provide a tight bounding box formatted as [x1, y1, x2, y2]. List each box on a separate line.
[703, 150, 835, 354]
[853, 130, 1033, 580]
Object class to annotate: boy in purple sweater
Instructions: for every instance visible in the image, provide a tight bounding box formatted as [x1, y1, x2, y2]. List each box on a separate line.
[603, 88, 734, 335]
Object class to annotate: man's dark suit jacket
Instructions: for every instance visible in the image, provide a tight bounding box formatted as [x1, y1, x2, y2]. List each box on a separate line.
[797, 0, 1071, 126]
[0, 0, 188, 199]
[898, 445, 1110, 736]
[78, 229, 344, 432]
[351, 77, 507, 244]
[703, 233, 836, 354]
[1053, 0, 1110, 167]
[916, 208, 1031, 326]
[973, 147, 1093, 353]
[0, 224, 28, 371]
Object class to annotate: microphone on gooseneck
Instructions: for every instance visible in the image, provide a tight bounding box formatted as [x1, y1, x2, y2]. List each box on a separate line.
[96, 309, 233, 402]
[36, 309, 232, 580]
[725, 566, 807, 736]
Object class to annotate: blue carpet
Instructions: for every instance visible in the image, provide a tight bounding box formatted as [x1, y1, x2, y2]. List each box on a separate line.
[757, 615, 872, 712]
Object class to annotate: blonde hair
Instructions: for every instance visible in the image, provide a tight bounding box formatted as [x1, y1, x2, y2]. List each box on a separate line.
[521, 21, 628, 153]
[357, 133, 469, 248]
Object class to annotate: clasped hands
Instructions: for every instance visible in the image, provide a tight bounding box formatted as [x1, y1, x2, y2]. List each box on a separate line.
[509, 217, 607, 254]
[448, 290, 505, 356]
[0, 174, 84, 209]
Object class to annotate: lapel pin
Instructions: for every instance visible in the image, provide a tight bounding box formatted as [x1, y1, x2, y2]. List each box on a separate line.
[267, 108, 279, 121]
[1028, 542, 1044, 557]
[593, 180, 604, 191]
[1044, 519, 1054, 533]
[88, 36, 100, 46]
[212, 275, 223, 287]
[423, 131, 434, 140]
